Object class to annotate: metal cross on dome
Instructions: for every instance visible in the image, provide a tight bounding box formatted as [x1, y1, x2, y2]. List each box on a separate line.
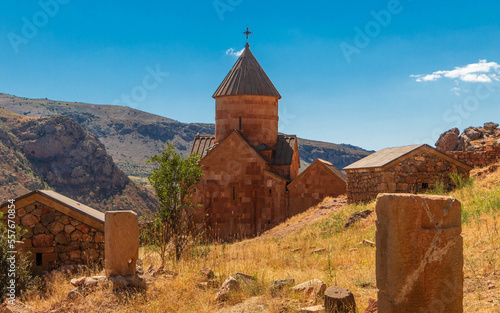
[243, 26, 252, 46]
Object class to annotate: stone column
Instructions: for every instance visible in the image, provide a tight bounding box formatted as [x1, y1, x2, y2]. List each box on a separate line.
[375, 194, 463, 313]
[105, 211, 139, 277]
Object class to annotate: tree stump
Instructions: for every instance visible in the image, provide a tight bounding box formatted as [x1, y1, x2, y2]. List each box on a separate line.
[324, 286, 356, 313]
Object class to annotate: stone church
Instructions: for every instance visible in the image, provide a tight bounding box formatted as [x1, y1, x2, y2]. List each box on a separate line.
[191, 42, 346, 240]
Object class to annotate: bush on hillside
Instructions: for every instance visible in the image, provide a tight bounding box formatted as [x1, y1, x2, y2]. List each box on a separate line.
[0, 212, 32, 303]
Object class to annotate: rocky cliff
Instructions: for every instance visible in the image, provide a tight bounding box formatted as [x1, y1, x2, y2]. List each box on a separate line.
[0, 109, 158, 215]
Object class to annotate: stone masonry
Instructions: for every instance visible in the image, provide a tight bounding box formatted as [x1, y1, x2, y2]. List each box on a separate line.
[288, 159, 346, 217]
[347, 150, 470, 203]
[0, 191, 105, 273]
[376, 194, 463, 313]
[447, 144, 500, 168]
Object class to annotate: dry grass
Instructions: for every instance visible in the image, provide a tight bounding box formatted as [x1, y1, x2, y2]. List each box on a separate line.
[19, 164, 500, 312]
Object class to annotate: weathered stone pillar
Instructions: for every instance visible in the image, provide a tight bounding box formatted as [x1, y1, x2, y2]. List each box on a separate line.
[105, 211, 139, 277]
[376, 194, 463, 313]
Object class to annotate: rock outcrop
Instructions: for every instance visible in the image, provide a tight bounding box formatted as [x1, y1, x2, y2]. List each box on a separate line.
[436, 123, 500, 152]
[435, 128, 460, 152]
[12, 116, 128, 196]
[0, 111, 159, 215]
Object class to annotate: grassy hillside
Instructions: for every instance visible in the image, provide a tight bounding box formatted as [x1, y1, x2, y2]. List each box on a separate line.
[0, 93, 372, 177]
[19, 163, 500, 312]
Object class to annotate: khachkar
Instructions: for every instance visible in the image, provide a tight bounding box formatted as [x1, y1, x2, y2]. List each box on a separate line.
[105, 211, 139, 277]
[375, 194, 463, 313]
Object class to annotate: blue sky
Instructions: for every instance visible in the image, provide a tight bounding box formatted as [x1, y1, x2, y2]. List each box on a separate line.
[1, 0, 500, 151]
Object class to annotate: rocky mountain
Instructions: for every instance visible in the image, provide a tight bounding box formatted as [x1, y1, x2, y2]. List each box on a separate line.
[0, 108, 158, 215]
[0, 93, 372, 176]
[435, 122, 500, 152]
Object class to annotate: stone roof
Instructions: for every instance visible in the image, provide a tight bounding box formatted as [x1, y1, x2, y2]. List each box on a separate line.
[213, 45, 282, 99]
[0, 190, 105, 231]
[190, 134, 217, 158]
[316, 159, 347, 183]
[190, 132, 297, 165]
[343, 144, 472, 171]
[263, 169, 290, 182]
[288, 158, 346, 189]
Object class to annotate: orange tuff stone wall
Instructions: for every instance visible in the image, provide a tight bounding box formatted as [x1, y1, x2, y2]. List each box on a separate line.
[215, 95, 279, 147]
[1, 201, 105, 273]
[191, 134, 287, 240]
[288, 164, 346, 217]
[346, 151, 470, 203]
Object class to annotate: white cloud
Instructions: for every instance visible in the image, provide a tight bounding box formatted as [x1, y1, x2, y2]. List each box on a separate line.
[411, 60, 500, 83]
[451, 87, 461, 96]
[225, 48, 244, 57]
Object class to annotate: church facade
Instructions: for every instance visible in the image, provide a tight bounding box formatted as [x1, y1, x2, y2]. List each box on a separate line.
[191, 43, 345, 240]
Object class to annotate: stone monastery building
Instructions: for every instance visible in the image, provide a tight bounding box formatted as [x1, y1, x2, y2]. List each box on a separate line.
[191, 43, 346, 240]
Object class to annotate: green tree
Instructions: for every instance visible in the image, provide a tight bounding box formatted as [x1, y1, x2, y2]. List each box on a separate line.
[147, 143, 203, 262]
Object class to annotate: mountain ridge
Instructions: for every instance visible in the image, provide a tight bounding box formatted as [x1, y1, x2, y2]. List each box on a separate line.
[0, 93, 373, 177]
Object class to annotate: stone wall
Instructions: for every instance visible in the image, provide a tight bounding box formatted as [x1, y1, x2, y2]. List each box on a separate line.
[215, 95, 279, 147]
[446, 144, 500, 168]
[2, 201, 105, 272]
[192, 132, 288, 241]
[346, 151, 470, 203]
[288, 161, 346, 216]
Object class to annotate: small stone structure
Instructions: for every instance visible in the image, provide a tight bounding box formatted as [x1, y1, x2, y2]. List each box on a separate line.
[288, 159, 346, 216]
[375, 194, 463, 313]
[0, 190, 105, 273]
[344, 144, 472, 203]
[105, 211, 139, 277]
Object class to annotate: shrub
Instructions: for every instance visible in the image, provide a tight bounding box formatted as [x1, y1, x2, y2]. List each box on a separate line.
[426, 180, 447, 195]
[450, 172, 474, 189]
[0, 212, 32, 302]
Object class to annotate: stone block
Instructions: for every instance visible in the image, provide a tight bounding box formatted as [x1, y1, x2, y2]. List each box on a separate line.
[77, 224, 89, 234]
[54, 232, 70, 245]
[65, 224, 76, 234]
[17, 208, 27, 217]
[105, 211, 139, 277]
[43, 253, 58, 263]
[375, 194, 463, 313]
[34, 223, 47, 235]
[48, 221, 64, 235]
[95, 231, 105, 243]
[30, 247, 54, 253]
[71, 230, 83, 241]
[21, 214, 39, 227]
[68, 250, 81, 260]
[32, 234, 54, 247]
[40, 212, 55, 226]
